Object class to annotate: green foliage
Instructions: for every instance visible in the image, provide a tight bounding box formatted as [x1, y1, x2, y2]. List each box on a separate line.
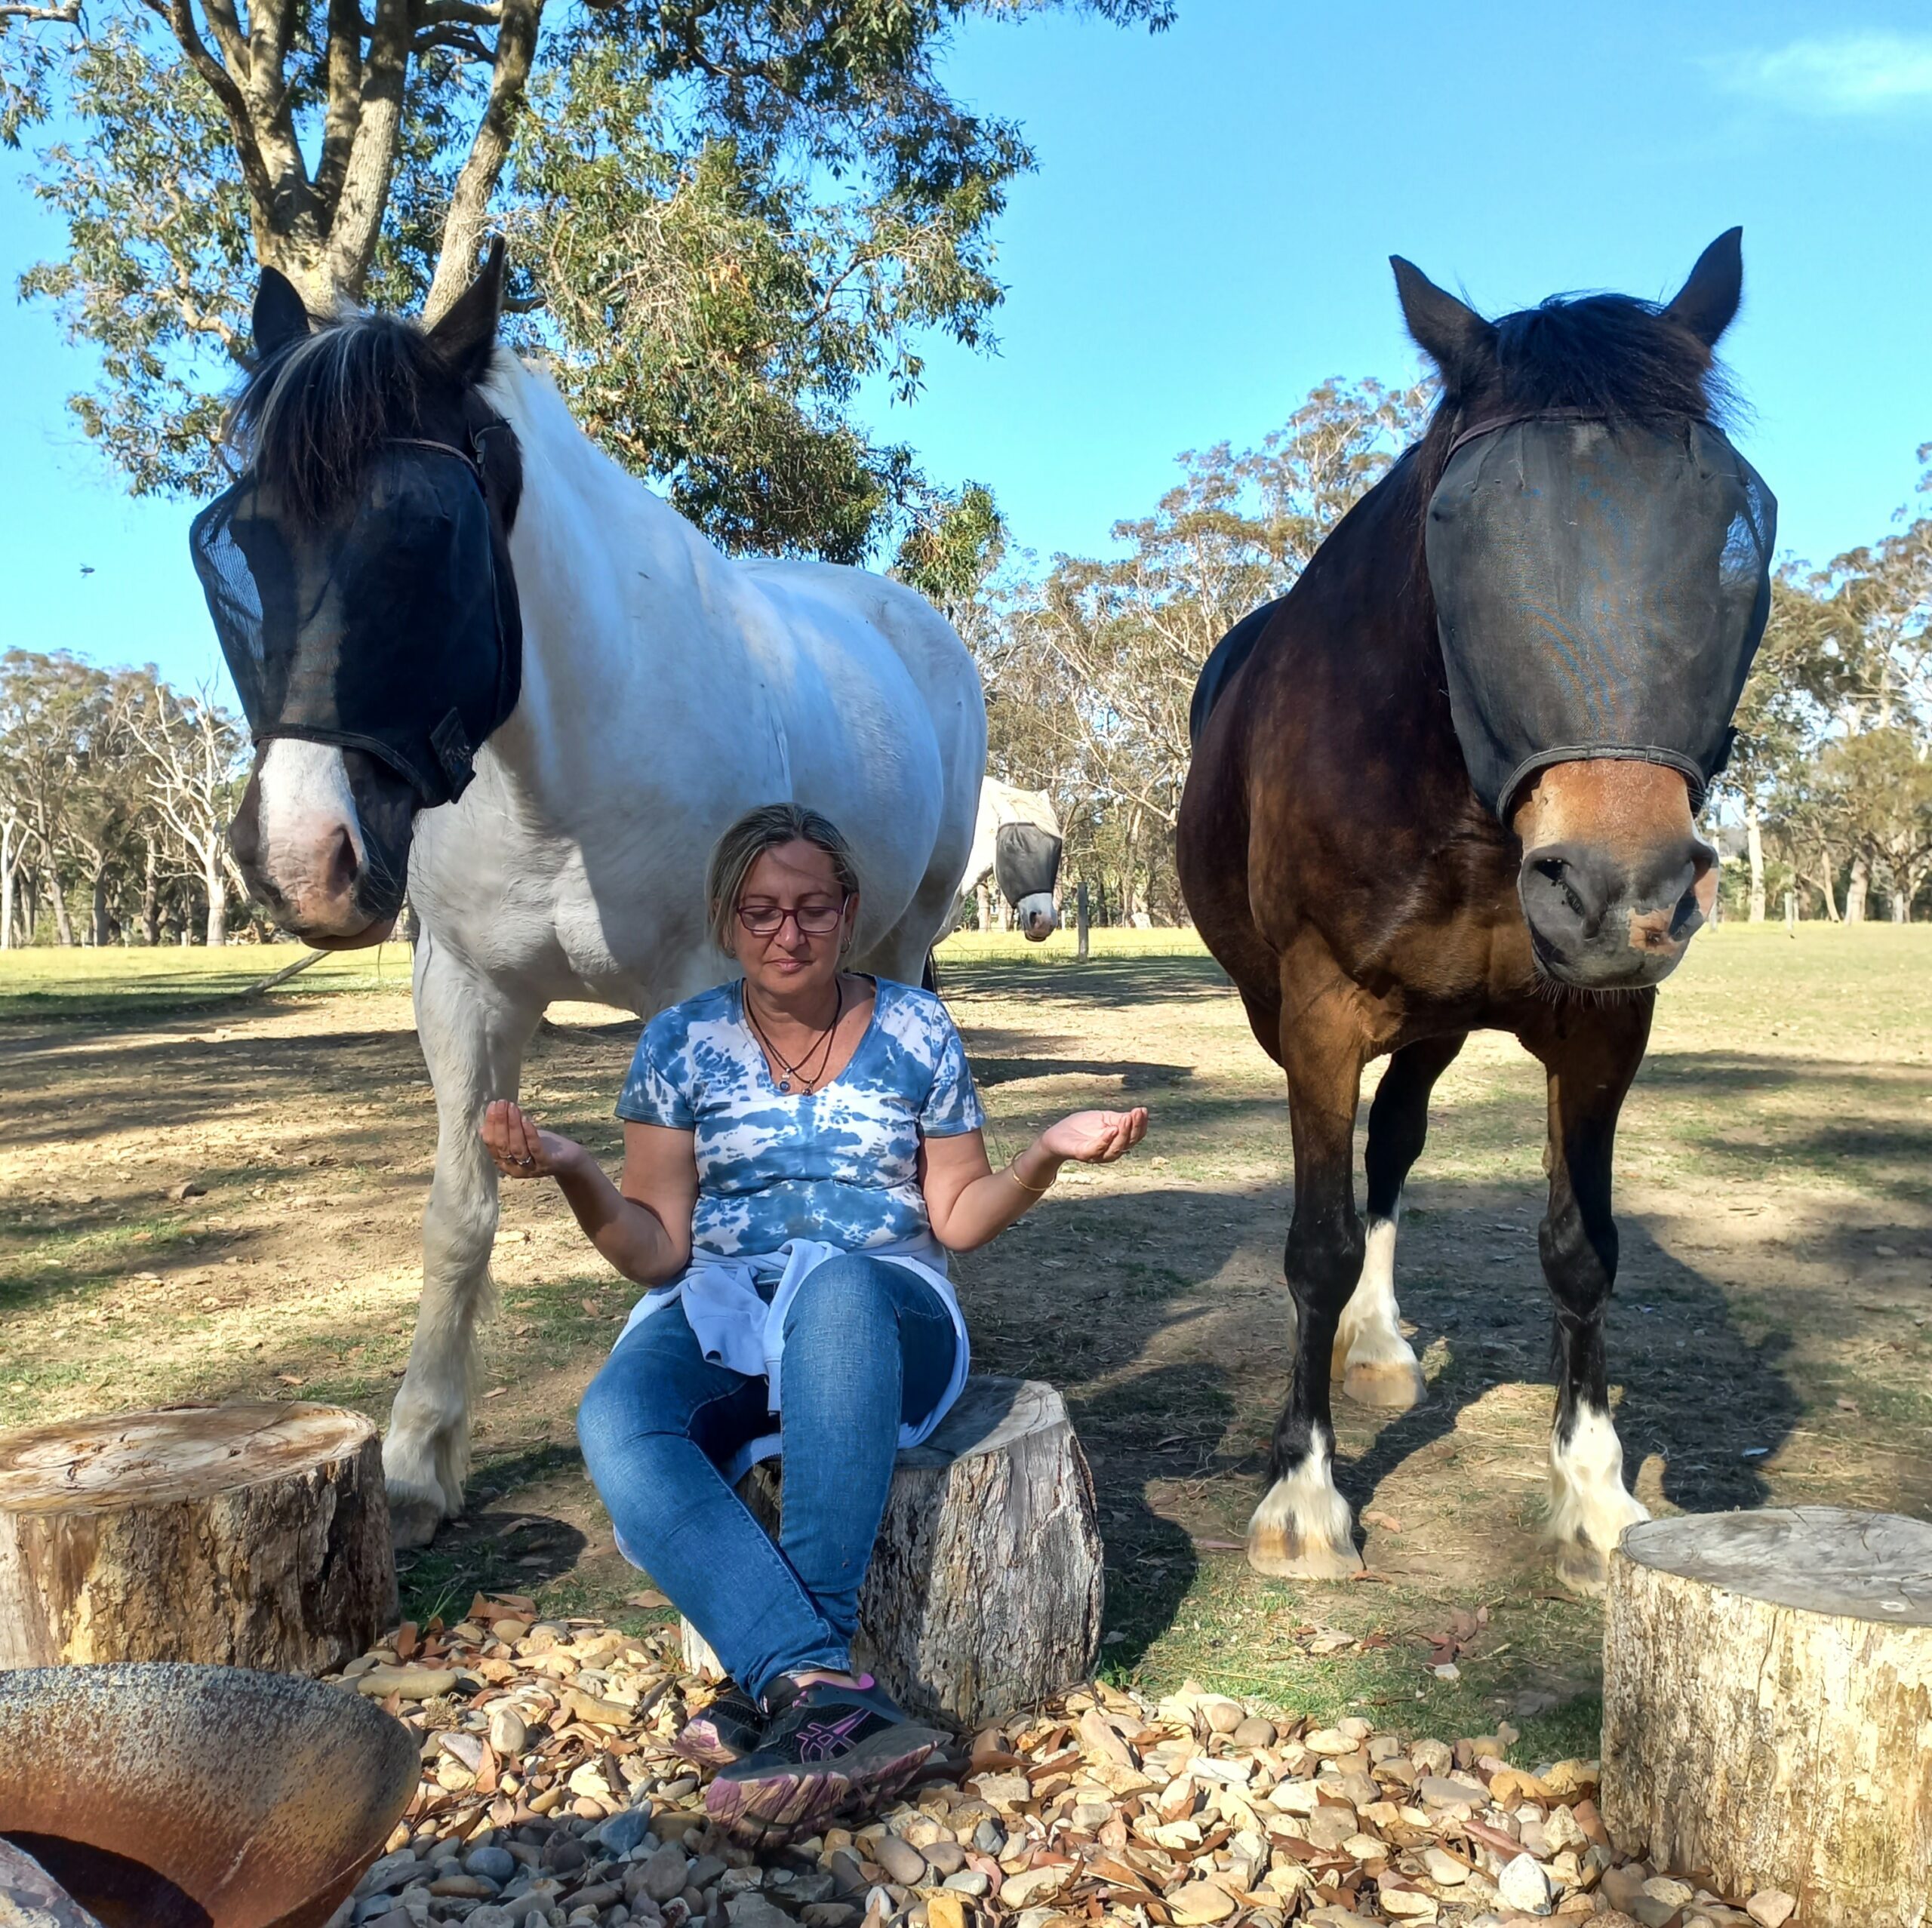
[892, 481, 1005, 623]
[3, 0, 1170, 556]
[512, 36, 1016, 555]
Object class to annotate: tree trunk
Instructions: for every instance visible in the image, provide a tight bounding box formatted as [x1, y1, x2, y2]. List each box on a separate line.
[1846, 853, 1870, 924]
[203, 845, 229, 946]
[90, 863, 112, 948]
[1817, 848, 1841, 921]
[976, 880, 994, 932]
[681, 1378, 1103, 1724]
[51, 882, 75, 946]
[141, 839, 161, 946]
[0, 1401, 395, 1674]
[0, 825, 14, 953]
[1746, 800, 1765, 923]
[1601, 1508, 1932, 1928]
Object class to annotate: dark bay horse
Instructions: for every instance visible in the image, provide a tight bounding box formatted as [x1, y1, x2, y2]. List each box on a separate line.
[1177, 232, 1774, 1590]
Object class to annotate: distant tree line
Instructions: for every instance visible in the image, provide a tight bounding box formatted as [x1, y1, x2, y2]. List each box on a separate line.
[6, 401, 1925, 946]
[0, 649, 256, 948]
[954, 393, 1932, 929]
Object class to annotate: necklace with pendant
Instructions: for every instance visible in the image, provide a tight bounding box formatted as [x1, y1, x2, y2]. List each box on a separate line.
[746, 977, 844, 1093]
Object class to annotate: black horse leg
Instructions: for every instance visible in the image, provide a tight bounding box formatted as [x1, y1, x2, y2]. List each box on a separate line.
[1520, 998, 1654, 1592]
[1333, 1032, 1468, 1408]
[1249, 996, 1366, 1578]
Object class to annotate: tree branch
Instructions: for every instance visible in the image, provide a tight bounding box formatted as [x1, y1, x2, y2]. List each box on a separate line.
[155, 0, 281, 222]
[411, 23, 491, 57]
[318, 0, 415, 297]
[313, 0, 367, 219]
[198, 0, 251, 81]
[0, 0, 81, 20]
[420, 0, 540, 323]
[417, 0, 501, 25]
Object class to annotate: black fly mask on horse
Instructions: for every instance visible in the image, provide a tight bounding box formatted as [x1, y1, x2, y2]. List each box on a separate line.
[191, 429, 521, 807]
[993, 822, 1063, 907]
[1425, 414, 1775, 819]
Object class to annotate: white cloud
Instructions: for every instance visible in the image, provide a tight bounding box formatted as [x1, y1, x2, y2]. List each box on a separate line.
[1720, 30, 1932, 115]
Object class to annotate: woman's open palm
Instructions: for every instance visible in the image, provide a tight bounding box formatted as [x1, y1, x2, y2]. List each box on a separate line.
[1038, 1107, 1149, 1164]
[480, 1099, 581, 1179]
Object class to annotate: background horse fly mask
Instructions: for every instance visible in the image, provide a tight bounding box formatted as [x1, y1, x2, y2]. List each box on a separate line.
[1425, 415, 1775, 818]
[190, 432, 521, 806]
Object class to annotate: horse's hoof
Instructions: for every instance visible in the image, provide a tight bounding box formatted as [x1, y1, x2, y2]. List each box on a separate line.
[1246, 1524, 1365, 1580]
[1553, 1540, 1611, 1596]
[1340, 1357, 1426, 1410]
[388, 1493, 445, 1549]
[1247, 1467, 1361, 1580]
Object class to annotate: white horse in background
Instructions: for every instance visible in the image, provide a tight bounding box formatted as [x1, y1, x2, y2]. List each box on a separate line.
[210, 248, 986, 1543]
[952, 780, 1063, 939]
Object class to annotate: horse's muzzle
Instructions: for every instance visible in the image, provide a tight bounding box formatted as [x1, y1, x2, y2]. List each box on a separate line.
[229, 748, 416, 945]
[1518, 833, 1716, 989]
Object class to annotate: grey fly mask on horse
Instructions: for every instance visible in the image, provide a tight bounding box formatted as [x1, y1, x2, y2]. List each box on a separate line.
[1425, 413, 1776, 819]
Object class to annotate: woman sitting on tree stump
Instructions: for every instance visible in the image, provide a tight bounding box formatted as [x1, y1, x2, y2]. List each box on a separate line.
[481, 803, 1147, 1841]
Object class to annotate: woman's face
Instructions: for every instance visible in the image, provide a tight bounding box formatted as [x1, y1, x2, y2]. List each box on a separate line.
[734, 839, 855, 1001]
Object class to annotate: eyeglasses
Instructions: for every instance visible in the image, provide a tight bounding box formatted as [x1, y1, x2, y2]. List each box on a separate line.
[737, 896, 849, 938]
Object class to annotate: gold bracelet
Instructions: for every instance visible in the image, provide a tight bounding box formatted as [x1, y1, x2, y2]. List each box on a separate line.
[1006, 1159, 1054, 1195]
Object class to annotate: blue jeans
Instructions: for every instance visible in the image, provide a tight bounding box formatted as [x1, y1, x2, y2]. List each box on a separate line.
[576, 1253, 958, 1702]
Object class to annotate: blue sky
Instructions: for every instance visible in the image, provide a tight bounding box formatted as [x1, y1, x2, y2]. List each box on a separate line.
[2, 0, 1930, 696]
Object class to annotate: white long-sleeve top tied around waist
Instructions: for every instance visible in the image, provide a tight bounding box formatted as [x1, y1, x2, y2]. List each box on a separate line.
[609, 975, 981, 1486]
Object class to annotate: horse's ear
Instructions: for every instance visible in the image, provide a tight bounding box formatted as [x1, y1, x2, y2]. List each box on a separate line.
[1391, 257, 1495, 390]
[1664, 227, 1743, 348]
[253, 268, 312, 358]
[429, 235, 506, 386]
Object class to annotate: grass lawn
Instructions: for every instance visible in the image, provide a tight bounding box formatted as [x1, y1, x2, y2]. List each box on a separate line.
[3, 920, 1927, 1768]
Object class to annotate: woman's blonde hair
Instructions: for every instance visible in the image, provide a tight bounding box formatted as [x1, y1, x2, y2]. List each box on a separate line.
[707, 803, 861, 955]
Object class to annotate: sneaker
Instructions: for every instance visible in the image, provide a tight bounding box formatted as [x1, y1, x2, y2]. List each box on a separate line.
[703, 1674, 945, 1845]
[675, 1682, 765, 1767]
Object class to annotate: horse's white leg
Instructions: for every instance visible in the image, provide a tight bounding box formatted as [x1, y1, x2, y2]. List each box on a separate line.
[1546, 1398, 1648, 1593]
[1248, 1019, 1367, 1580]
[383, 931, 540, 1546]
[1331, 1203, 1426, 1409]
[1522, 1001, 1652, 1594]
[1332, 1036, 1464, 1410]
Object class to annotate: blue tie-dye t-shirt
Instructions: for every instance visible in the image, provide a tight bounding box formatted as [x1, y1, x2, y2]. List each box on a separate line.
[615, 976, 983, 1269]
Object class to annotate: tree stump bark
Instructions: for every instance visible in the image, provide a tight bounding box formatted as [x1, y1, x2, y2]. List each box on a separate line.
[682, 1376, 1103, 1723]
[1601, 1507, 1932, 1928]
[0, 1402, 396, 1674]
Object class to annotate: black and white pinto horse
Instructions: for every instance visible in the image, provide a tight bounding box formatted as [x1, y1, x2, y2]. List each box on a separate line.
[197, 247, 986, 1544]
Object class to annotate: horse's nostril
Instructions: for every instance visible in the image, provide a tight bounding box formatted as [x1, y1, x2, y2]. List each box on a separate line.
[325, 826, 361, 898]
[1535, 856, 1586, 921]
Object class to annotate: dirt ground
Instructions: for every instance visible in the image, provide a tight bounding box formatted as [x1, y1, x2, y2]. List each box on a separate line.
[4, 925, 1930, 1762]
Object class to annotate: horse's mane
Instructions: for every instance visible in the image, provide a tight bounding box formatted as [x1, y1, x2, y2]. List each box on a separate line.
[230, 310, 451, 521]
[1411, 291, 1739, 498]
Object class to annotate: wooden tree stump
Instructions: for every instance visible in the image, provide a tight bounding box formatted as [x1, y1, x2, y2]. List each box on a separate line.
[0, 1402, 396, 1674]
[1602, 1507, 1932, 1928]
[683, 1376, 1103, 1723]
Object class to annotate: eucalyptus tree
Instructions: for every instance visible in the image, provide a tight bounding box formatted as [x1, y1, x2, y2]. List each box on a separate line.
[2, 0, 1171, 551]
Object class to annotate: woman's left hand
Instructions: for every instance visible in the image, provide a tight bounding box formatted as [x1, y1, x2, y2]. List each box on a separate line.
[1038, 1107, 1149, 1164]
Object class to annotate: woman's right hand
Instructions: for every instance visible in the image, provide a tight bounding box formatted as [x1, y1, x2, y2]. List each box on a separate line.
[481, 1099, 585, 1180]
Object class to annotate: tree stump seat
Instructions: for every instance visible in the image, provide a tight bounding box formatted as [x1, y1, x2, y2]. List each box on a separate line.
[0, 1401, 396, 1674]
[1601, 1506, 1932, 1928]
[681, 1375, 1103, 1723]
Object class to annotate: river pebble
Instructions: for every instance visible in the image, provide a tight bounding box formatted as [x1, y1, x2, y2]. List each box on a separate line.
[328, 1594, 1762, 1928]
